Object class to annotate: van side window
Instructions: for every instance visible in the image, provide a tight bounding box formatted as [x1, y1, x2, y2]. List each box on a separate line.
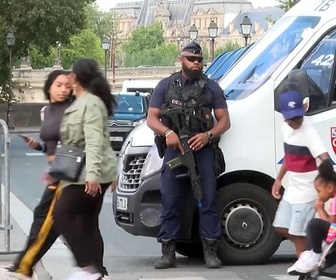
[276, 29, 336, 114]
[300, 29, 336, 111]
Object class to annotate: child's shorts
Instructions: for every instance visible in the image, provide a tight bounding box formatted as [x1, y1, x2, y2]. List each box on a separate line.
[273, 199, 315, 236]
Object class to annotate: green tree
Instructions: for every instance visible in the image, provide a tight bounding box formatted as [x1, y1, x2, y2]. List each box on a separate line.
[278, 0, 300, 11]
[84, 4, 116, 40]
[214, 41, 241, 57]
[124, 23, 165, 54]
[123, 43, 178, 67]
[61, 29, 105, 69]
[0, 0, 94, 102]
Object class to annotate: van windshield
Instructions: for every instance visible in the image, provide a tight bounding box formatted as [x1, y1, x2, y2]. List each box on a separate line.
[222, 16, 320, 100]
[115, 95, 144, 114]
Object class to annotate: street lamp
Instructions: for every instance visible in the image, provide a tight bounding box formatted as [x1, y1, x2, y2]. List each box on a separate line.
[189, 24, 198, 41]
[176, 34, 183, 51]
[53, 41, 62, 69]
[240, 15, 252, 47]
[208, 20, 218, 61]
[101, 38, 110, 79]
[6, 32, 15, 130]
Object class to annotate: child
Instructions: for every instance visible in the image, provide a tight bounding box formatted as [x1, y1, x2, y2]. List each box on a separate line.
[272, 90, 329, 258]
[288, 160, 336, 274]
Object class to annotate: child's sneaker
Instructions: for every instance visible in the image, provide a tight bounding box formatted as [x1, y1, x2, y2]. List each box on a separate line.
[289, 250, 321, 274]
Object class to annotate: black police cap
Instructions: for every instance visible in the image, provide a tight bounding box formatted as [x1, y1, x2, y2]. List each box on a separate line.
[181, 41, 202, 54]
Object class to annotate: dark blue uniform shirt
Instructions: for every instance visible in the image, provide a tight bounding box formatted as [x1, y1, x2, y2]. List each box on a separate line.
[149, 73, 227, 110]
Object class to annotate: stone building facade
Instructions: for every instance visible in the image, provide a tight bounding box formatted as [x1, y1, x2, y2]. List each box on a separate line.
[111, 0, 284, 54]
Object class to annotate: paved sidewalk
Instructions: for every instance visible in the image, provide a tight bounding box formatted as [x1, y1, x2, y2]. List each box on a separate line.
[0, 216, 52, 280]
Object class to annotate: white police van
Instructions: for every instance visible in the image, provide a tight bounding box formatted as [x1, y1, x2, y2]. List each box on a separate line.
[113, 0, 336, 264]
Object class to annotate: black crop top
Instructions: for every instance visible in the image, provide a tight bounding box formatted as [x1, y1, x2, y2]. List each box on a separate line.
[39, 101, 71, 156]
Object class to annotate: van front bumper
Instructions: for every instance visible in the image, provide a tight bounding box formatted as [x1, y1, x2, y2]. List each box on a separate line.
[113, 172, 162, 237]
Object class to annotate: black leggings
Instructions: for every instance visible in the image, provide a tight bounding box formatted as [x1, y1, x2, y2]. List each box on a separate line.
[53, 183, 110, 272]
[306, 218, 330, 254]
[14, 184, 60, 277]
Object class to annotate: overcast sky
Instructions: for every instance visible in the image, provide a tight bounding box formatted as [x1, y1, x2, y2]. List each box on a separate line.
[96, 0, 280, 12]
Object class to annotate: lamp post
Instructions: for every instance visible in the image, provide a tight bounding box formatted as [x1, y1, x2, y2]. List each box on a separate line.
[208, 20, 218, 61]
[53, 41, 62, 69]
[6, 32, 15, 130]
[240, 15, 252, 47]
[189, 24, 198, 41]
[176, 34, 183, 51]
[101, 38, 110, 79]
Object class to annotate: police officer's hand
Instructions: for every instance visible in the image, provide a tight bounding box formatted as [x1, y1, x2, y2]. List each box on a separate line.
[188, 133, 208, 151]
[166, 131, 184, 154]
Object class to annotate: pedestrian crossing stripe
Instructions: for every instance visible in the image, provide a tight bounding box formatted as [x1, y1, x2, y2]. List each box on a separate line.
[25, 152, 44, 156]
[270, 274, 329, 279]
[139, 278, 207, 280]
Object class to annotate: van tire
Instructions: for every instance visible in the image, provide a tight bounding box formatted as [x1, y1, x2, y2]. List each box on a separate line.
[216, 183, 282, 265]
[175, 242, 203, 258]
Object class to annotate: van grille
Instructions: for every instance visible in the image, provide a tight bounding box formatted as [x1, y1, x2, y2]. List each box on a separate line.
[119, 155, 146, 192]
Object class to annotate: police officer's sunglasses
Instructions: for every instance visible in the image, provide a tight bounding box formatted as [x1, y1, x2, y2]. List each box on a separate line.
[182, 56, 204, 63]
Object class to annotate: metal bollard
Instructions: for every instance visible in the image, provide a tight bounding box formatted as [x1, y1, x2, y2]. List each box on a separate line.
[0, 119, 21, 254]
[0, 119, 11, 251]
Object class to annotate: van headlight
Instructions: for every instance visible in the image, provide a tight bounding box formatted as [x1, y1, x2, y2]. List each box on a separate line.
[141, 144, 163, 180]
[133, 118, 145, 127]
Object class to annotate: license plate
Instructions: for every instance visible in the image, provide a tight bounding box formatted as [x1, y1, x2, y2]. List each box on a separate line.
[116, 196, 128, 210]
[110, 136, 123, 142]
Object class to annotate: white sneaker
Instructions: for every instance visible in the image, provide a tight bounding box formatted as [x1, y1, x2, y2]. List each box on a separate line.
[287, 263, 297, 275]
[101, 275, 110, 280]
[65, 269, 101, 280]
[292, 250, 321, 274]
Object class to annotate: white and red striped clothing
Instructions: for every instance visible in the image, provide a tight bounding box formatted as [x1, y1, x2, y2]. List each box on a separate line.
[282, 118, 327, 204]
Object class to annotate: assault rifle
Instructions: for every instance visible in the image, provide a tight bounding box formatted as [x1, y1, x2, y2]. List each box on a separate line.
[164, 108, 203, 208]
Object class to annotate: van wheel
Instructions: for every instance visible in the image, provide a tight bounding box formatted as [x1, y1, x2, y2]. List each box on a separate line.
[175, 242, 203, 258]
[216, 183, 281, 265]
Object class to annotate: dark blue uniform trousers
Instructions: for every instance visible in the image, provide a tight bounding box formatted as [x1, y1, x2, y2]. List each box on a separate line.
[158, 146, 222, 241]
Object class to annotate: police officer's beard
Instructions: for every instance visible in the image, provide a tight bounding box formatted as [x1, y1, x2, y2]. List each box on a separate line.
[182, 64, 203, 80]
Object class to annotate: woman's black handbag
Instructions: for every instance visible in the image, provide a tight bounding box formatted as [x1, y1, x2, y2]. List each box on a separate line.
[49, 144, 86, 182]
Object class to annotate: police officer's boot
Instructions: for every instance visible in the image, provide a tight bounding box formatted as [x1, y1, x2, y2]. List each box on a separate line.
[154, 240, 176, 269]
[202, 238, 222, 269]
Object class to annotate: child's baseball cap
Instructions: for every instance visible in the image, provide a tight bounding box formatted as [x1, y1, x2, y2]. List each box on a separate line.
[278, 90, 305, 120]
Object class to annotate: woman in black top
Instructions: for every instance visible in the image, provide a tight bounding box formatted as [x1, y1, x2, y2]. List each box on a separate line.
[4, 70, 110, 279]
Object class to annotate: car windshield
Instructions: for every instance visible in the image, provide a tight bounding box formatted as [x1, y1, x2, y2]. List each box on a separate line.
[114, 95, 144, 114]
[221, 16, 320, 100]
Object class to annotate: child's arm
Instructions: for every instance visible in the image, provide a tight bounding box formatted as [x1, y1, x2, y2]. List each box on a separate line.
[315, 198, 336, 223]
[272, 162, 287, 199]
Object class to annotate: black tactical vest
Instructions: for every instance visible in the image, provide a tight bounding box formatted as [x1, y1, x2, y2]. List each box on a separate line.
[161, 72, 214, 135]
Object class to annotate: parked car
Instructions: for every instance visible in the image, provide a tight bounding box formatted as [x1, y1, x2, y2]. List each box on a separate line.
[109, 91, 151, 151]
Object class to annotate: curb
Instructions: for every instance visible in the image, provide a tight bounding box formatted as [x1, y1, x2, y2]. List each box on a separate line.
[9, 128, 40, 134]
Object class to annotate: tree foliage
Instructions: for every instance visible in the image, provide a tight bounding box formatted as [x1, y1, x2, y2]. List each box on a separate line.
[61, 29, 105, 69]
[29, 29, 105, 70]
[0, 0, 94, 102]
[124, 23, 165, 54]
[214, 41, 241, 58]
[123, 43, 178, 67]
[278, 0, 300, 11]
[121, 23, 177, 67]
[84, 4, 116, 40]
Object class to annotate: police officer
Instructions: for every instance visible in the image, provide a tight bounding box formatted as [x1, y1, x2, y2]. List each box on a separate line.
[147, 42, 230, 269]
